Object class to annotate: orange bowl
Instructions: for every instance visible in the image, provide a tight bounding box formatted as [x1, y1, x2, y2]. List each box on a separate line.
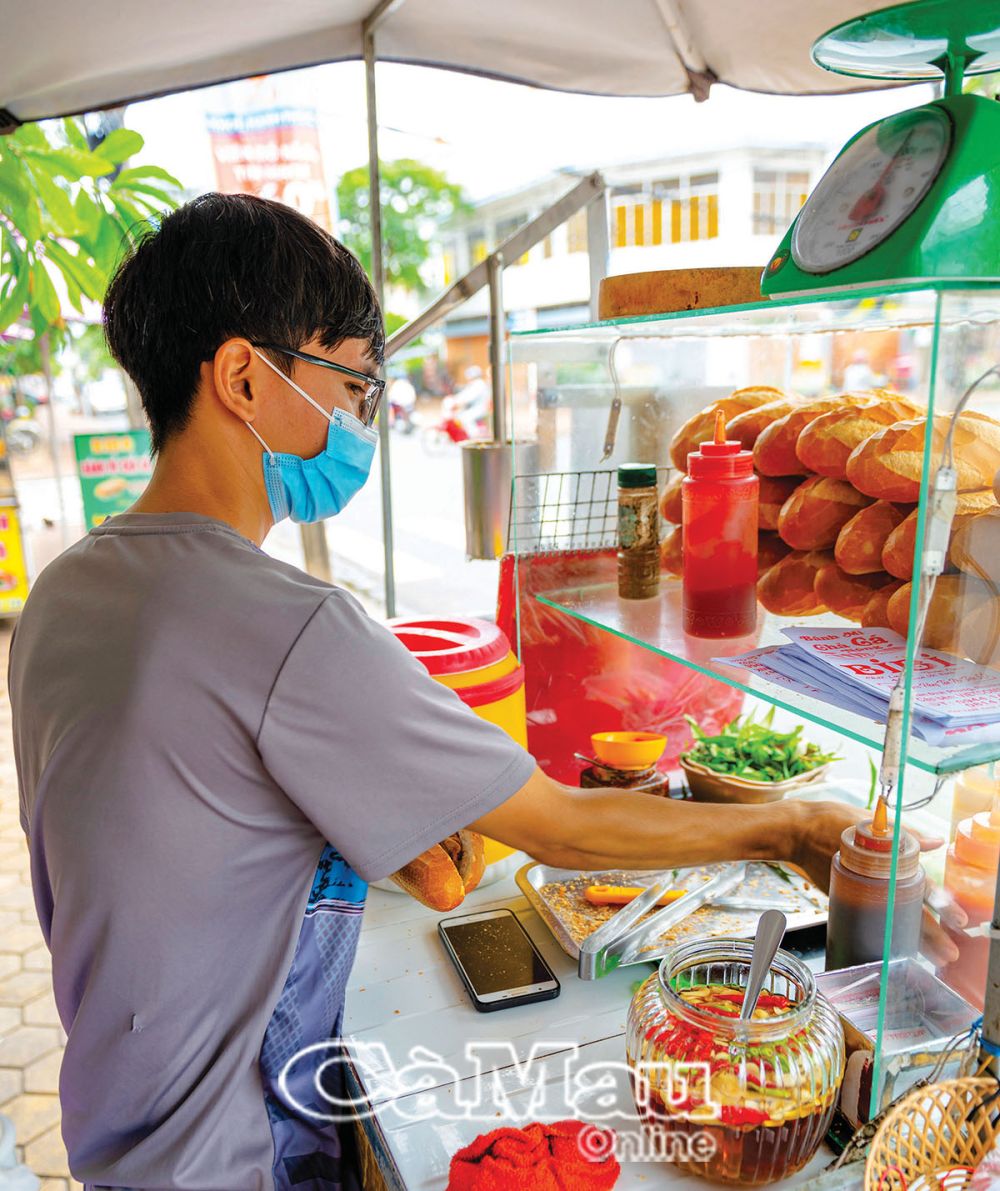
[591, 731, 667, 771]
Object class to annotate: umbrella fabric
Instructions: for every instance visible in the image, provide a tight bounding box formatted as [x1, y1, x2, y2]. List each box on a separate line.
[2, 0, 903, 127]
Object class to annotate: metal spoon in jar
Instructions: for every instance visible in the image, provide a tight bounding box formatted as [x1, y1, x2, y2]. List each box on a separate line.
[740, 909, 788, 1022]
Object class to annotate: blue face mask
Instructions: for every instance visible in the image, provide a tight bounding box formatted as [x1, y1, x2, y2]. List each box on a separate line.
[247, 349, 377, 524]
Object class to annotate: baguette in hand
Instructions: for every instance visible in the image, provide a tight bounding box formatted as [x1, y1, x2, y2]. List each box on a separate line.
[390, 830, 486, 911]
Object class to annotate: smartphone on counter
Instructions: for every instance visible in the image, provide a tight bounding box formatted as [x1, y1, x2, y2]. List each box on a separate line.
[438, 908, 561, 1012]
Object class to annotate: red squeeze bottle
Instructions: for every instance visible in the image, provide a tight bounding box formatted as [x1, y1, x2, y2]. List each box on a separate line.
[682, 410, 758, 638]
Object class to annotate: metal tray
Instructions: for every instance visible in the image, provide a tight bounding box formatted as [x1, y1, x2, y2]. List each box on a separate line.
[516, 860, 828, 965]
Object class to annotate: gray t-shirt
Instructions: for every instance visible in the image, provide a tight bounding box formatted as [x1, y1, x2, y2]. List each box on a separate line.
[8, 511, 535, 1190]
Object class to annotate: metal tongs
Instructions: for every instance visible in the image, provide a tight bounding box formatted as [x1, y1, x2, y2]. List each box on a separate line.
[578, 862, 749, 979]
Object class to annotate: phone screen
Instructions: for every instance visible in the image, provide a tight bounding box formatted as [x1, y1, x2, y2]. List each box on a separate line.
[441, 912, 553, 996]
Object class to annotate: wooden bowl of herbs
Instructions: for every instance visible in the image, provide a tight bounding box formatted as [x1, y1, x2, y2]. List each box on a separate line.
[680, 710, 837, 804]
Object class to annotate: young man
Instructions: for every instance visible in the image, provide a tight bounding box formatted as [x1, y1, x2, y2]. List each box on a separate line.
[9, 194, 862, 1190]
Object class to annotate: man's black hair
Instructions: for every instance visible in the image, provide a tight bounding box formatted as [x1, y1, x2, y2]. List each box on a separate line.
[103, 192, 384, 453]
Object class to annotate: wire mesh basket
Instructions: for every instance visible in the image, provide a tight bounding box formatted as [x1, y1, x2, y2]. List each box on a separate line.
[509, 466, 672, 556]
[865, 1075, 1000, 1191]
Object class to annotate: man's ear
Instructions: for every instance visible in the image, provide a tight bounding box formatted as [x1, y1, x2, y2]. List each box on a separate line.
[212, 338, 258, 420]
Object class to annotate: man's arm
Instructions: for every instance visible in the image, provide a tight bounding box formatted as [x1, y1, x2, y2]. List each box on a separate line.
[471, 766, 863, 893]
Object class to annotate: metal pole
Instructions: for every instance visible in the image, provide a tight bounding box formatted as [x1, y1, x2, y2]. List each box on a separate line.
[362, 0, 403, 618]
[300, 523, 333, 583]
[586, 190, 611, 322]
[38, 334, 68, 547]
[488, 253, 506, 443]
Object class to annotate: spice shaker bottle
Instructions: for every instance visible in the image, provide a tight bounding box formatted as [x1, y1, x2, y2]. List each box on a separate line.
[682, 411, 758, 638]
[825, 798, 924, 971]
[617, 464, 660, 600]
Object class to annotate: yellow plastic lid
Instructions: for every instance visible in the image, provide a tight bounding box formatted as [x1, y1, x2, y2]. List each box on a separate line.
[591, 731, 667, 771]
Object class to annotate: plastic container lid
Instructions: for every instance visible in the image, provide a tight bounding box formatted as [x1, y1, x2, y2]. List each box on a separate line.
[954, 807, 1000, 871]
[386, 616, 511, 675]
[839, 818, 921, 880]
[617, 463, 657, 490]
[686, 410, 754, 479]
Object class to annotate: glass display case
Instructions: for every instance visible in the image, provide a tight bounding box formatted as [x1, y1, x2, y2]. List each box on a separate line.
[507, 281, 1000, 1121]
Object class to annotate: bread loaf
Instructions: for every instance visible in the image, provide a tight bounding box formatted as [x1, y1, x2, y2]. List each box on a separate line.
[659, 473, 684, 525]
[815, 565, 895, 622]
[958, 598, 1000, 667]
[758, 532, 792, 576]
[949, 510, 1000, 582]
[390, 830, 486, 911]
[776, 476, 873, 551]
[878, 508, 975, 579]
[754, 394, 875, 477]
[846, 413, 1000, 507]
[882, 509, 918, 580]
[669, 387, 784, 471]
[796, 393, 921, 479]
[757, 550, 832, 616]
[887, 575, 993, 654]
[728, 398, 804, 451]
[860, 580, 906, 628]
[759, 476, 803, 532]
[835, 501, 913, 575]
[660, 525, 683, 575]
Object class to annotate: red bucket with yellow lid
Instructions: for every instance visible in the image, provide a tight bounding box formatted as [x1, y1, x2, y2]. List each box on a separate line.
[387, 617, 528, 868]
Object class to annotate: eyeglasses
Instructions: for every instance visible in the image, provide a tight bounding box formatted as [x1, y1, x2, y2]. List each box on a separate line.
[255, 343, 385, 427]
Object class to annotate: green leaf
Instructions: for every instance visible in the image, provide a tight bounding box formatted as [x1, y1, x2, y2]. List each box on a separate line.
[108, 194, 150, 234]
[29, 259, 61, 325]
[62, 118, 89, 151]
[45, 239, 106, 304]
[113, 180, 177, 208]
[92, 216, 128, 274]
[73, 188, 102, 237]
[22, 160, 78, 234]
[113, 163, 182, 191]
[0, 253, 29, 332]
[12, 123, 49, 151]
[21, 146, 114, 180]
[92, 128, 143, 164]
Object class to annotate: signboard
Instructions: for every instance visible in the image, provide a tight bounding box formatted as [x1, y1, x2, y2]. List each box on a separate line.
[0, 504, 30, 615]
[205, 102, 333, 230]
[74, 431, 153, 529]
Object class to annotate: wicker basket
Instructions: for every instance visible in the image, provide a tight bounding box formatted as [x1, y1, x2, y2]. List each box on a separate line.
[865, 1076, 1000, 1190]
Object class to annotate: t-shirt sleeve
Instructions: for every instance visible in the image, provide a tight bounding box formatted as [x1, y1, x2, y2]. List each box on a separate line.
[257, 590, 536, 882]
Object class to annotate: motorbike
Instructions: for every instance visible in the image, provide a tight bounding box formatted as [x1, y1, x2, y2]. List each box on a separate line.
[3, 405, 42, 454]
[419, 397, 488, 454]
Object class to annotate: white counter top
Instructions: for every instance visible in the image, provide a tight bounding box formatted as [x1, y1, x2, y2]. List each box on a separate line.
[343, 874, 833, 1190]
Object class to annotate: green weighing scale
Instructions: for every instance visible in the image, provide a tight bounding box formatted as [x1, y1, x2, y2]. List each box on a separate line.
[762, 0, 1000, 296]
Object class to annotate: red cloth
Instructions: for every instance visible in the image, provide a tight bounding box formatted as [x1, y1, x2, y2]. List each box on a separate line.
[447, 1119, 620, 1190]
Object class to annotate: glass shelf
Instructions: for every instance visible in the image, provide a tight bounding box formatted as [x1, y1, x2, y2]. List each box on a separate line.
[533, 577, 999, 777]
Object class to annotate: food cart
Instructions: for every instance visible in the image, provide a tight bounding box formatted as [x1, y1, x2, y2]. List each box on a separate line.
[9, 0, 1000, 1187]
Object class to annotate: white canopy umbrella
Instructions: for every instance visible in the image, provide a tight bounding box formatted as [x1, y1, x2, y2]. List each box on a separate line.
[1, 0, 905, 127]
[0, 0, 909, 610]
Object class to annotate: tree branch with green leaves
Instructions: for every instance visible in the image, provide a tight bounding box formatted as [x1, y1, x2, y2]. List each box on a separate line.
[0, 118, 183, 346]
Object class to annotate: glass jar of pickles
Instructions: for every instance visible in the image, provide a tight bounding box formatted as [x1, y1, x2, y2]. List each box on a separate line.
[625, 939, 844, 1185]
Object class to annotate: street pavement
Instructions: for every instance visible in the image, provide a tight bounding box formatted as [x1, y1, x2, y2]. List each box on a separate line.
[0, 621, 79, 1187]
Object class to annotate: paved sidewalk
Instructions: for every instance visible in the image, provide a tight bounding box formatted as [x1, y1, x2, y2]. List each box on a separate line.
[0, 622, 79, 1189]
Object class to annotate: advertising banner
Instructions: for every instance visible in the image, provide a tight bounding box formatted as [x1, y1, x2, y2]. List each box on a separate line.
[0, 503, 30, 615]
[205, 101, 333, 230]
[74, 430, 153, 529]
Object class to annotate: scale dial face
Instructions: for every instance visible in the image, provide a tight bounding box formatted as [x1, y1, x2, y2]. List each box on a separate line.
[792, 107, 952, 275]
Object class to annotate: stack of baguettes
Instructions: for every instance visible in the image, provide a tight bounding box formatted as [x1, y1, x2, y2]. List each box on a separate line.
[660, 390, 1000, 662]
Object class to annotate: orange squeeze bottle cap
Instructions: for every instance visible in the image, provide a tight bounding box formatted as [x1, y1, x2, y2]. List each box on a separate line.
[714, 409, 727, 444]
[856, 795, 894, 853]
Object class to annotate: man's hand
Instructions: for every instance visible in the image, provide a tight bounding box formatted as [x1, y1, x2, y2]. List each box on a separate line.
[788, 799, 943, 893]
[785, 800, 863, 892]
